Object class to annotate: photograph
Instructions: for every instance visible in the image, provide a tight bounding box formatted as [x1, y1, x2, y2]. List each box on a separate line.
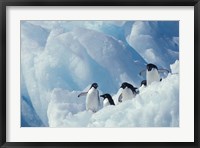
[20, 20, 179, 128]
[1, 0, 199, 146]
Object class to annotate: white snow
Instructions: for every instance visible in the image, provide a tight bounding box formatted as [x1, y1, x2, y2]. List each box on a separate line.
[170, 60, 179, 74]
[47, 61, 179, 127]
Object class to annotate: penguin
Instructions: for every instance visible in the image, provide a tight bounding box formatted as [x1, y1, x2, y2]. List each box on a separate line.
[139, 63, 169, 86]
[118, 82, 138, 103]
[100, 93, 115, 107]
[78, 83, 100, 113]
[146, 63, 160, 86]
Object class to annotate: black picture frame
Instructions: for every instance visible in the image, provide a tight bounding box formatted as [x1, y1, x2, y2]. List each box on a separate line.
[0, 0, 199, 147]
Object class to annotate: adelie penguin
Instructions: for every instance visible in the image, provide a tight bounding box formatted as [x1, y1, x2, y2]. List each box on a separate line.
[118, 82, 138, 103]
[78, 83, 100, 113]
[146, 63, 160, 86]
[139, 63, 169, 86]
[100, 93, 115, 107]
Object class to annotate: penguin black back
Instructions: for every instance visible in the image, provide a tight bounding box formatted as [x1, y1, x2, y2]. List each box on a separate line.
[100, 94, 115, 105]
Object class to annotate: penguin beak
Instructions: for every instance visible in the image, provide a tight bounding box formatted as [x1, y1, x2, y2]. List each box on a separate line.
[147, 66, 152, 71]
[120, 85, 125, 89]
[100, 95, 106, 100]
[94, 84, 98, 89]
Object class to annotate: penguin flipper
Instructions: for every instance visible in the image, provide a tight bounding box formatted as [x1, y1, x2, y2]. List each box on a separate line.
[78, 92, 87, 97]
[158, 69, 170, 74]
[136, 88, 140, 95]
[118, 93, 123, 103]
[139, 69, 146, 78]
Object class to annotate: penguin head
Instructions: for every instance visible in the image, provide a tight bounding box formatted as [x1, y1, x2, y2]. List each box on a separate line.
[100, 93, 112, 100]
[120, 82, 137, 94]
[140, 80, 147, 86]
[100, 93, 115, 105]
[147, 63, 158, 71]
[120, 82, 129, 89]
[91, 83, 98, 89]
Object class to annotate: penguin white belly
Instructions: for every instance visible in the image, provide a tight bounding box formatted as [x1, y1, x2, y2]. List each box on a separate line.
[147, 69, 160, 85]
[86, 88, 99, 112]
[122, 88, 135, 101]
[103, 99, 110, 107]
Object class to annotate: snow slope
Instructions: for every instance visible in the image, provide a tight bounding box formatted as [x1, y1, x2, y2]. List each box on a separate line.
[47, 61, 179, 127]
[20, 21, 179, 127]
